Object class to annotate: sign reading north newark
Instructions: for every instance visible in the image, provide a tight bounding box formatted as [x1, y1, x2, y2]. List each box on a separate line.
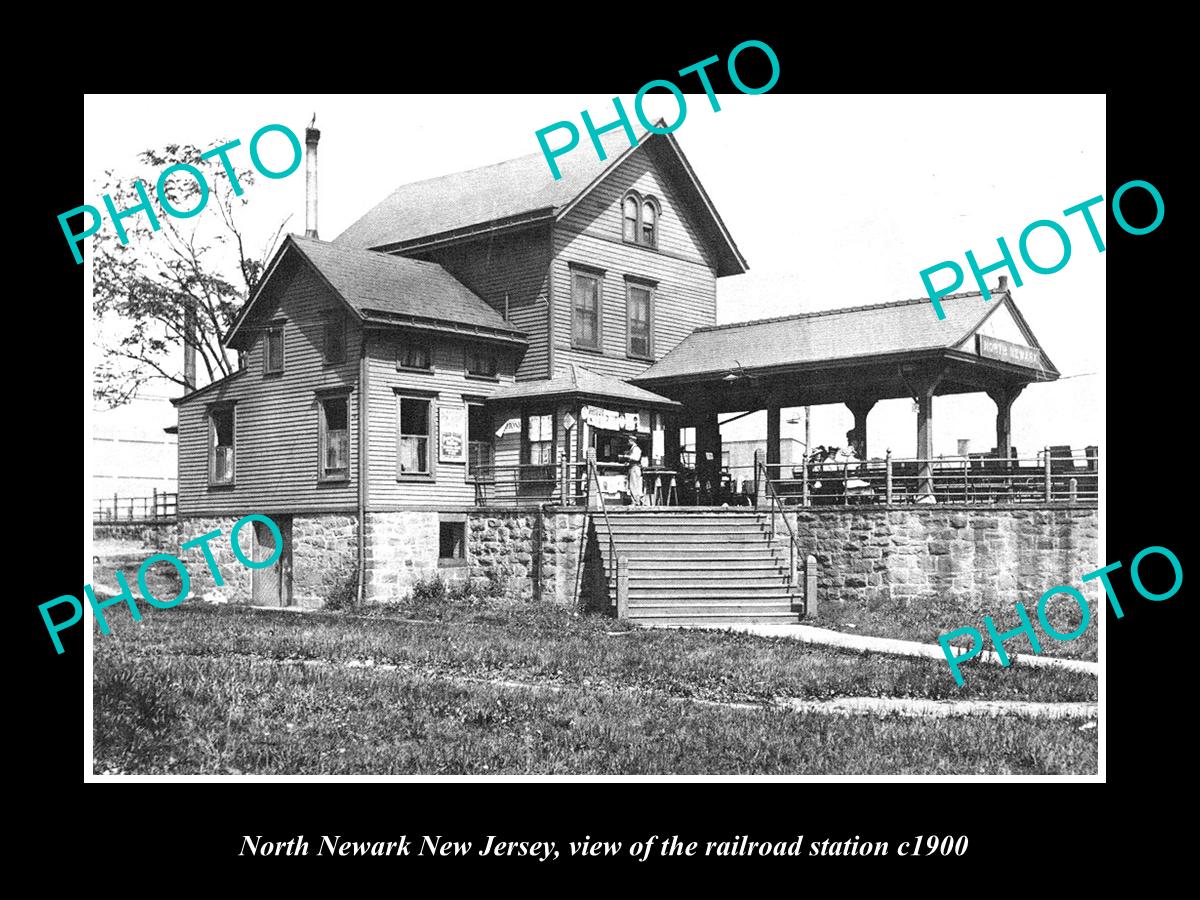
[977, 335, 1041, 369]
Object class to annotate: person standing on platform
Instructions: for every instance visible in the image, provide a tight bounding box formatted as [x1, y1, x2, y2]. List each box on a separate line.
[621, 435, 645, 505]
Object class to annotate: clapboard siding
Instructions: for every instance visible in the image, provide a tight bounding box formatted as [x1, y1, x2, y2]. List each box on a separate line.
[551, 149, 718, 381]
[413, 226, 551, 382]
[177, 264, 360, 517]
[366, 332, 517, 510]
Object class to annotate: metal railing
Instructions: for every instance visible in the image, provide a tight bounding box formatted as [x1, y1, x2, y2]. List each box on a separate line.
[471, 460, 589, 507]
[755, 457, 800, 589]
[94, 490, 178, 524]
[749, 446, 1098, 507]
[586, 455, 618, 598]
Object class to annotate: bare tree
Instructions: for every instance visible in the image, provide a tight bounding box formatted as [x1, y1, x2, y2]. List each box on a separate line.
[92, 143, 290, 406]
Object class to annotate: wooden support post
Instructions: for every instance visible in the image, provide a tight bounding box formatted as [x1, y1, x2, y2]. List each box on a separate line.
[616, 556, 629, 620]
[845, 396, 876, 459]
[559, 456, 567, 505]
[885, 450, 893, 504]
[1044, 446, 1053, 501]
[766, 405, 781, 479]
[585, 448, 600, 510]
[153, 488, 158, 520]
[789, 538, 798, 588]
[805, 554, 818, 618]
[987, 384, 1025, 461]
[801, 452, 810, 507]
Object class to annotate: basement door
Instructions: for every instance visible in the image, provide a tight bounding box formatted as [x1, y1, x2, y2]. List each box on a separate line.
[251, 515, 293, 606]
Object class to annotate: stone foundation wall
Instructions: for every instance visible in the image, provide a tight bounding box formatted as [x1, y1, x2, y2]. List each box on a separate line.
[363, 511, 439, 602]
[467, 510, 537, 599]
[538, 510, 589, 605]
[174, 515, 251, 601]
[788, 505, 1099, 620]
[292, 515, 358, 607]
[93, 522, 179, 551]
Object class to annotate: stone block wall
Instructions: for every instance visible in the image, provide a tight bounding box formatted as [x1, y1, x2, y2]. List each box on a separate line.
[788, 505, 1099, 620]
[174, 515, 252, 601]
[467, 510, 537, 599]
[538, 510, 589, 605]
[292, 515, 358, 608]
[363, 511, 439, 602]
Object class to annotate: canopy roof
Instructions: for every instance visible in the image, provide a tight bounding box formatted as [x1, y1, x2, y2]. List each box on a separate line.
[488, 365, 680, 409]
[631, 290, 1059, 413]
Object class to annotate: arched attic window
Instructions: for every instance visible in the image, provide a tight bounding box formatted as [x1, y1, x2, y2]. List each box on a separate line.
[623, 192, 640, 243]
[641, 197, 659, 248]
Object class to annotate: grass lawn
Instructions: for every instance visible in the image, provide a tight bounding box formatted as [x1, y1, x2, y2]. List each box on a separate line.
[93, 600, 1098, 776]
[814, 591, 1099, 662]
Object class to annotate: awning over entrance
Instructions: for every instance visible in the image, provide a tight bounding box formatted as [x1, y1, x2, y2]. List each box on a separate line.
[487, 364, 681, 409]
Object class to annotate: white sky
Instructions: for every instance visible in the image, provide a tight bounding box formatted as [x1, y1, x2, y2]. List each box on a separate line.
[84, 93, 1105, 461]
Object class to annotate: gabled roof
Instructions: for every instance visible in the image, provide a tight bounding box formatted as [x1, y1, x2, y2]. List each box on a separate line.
[334, 124, 747, 276]
[631, 291, 1059, 384]
[224, 235, 527, 350]
[488, 365, 680, 408]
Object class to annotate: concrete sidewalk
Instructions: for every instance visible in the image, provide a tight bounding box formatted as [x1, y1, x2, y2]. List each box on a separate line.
[654, 622, 1100, 676]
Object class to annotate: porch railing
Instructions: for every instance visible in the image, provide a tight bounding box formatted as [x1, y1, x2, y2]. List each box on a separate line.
[471, 461, 589, 507]
[737, 446, 1098, 507]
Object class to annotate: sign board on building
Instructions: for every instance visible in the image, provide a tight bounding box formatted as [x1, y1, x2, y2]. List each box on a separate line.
[563, 413, 576, 431]
[495, 417, 521, 438]
[977, 334, 1041, 369]
[582, 405, 639, 432]
[438, 406, 465, 463]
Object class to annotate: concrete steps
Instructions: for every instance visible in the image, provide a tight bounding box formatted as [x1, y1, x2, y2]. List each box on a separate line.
[593, 509, 803, 626]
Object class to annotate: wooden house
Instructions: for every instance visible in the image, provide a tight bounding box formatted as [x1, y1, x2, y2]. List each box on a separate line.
[172, 123, 748, 606]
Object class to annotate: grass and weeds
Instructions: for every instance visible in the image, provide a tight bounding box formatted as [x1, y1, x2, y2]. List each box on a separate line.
[94, 599, 1097, 775]
[815, 592, 1098, 662]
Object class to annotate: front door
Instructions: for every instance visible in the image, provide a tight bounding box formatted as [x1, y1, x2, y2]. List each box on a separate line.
[251, 516, 292, 606]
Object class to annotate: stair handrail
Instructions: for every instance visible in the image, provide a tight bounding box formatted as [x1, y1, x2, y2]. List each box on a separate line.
[587, 455, 618, 595]
[757, 459, 801, 588]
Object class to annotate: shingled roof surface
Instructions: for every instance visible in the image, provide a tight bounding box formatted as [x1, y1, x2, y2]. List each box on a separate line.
[633, 292, 1030, 382]
[335, 128, 640, 250]
[489, 365, 679, 407]
[289, 235, 522, 336]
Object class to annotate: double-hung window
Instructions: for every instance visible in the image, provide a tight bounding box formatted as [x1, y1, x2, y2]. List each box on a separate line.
[319, 394, 350, 482]
[466, 403, 493, 477]
[397, 394, 433, 477]
[208, 404, 235, 486]
[626, 280, 654, 359]
[323, 313, 346, 365]
[621, 191, 660, 249]
[571, 269, 602, 351]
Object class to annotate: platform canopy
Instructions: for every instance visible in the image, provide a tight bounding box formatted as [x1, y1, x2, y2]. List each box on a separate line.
[631, 289, 1057, 411]
[631, 286, 1059, 475]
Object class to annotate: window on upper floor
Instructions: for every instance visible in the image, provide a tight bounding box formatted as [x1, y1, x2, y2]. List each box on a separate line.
[627, 281, 654, 359]
[324, 313, 346, 366]
[263, 324, 285, 374]
[466, 402, 493, 479]
[466, 347, 499, 378]
[397, 341, 432, 371]
[318, 394, 350, 482]
[571, 269, 602, 351]
[621, 191, 660, 249]
[208, 404, 236, 487]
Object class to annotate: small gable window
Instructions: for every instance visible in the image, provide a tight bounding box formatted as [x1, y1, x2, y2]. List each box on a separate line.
[324, 313, 346, 365]
[621, 191, 661, 249]
[397, 342, 432, 371]
[264, 324, 285, 374]
[623, 195, 639, 242]
[641, 198, 658, 248]
[467, 347, 499, 378]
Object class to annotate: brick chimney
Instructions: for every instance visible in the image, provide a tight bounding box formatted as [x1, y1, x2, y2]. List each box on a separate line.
[305, 116, 320, 239]
[997, 275, 1008, 291]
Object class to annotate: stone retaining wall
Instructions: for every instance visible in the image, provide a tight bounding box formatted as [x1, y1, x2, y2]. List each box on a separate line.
[788, 505, 1099, 620]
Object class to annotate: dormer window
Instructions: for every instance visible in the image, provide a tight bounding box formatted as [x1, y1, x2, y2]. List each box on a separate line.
[621, 191, 660, 249]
